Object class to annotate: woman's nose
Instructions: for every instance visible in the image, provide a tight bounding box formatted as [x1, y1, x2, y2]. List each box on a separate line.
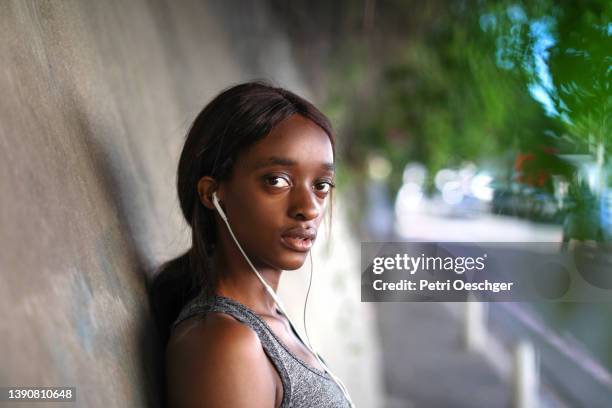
[289, 184, 320, 220]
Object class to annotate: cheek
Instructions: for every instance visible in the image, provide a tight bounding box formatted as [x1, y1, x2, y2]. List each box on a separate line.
[229, 190, 284, 236]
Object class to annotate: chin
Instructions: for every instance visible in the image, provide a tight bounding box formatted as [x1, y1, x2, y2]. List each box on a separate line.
[278, 252, 309, 271]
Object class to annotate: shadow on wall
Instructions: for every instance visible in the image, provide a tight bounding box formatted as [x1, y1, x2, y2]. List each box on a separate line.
[70, 97, 166, 407]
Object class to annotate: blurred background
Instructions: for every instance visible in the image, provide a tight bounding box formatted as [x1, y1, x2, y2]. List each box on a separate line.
[0, 0, 610, 407]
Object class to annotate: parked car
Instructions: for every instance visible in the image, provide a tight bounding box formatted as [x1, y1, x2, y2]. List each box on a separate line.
[491, 182, 562, 223]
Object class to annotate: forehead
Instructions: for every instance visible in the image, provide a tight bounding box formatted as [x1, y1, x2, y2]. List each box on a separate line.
[241, 115, 334, 169]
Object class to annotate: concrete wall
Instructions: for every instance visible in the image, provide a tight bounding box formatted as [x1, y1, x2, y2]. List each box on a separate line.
[0, 1, 383, 407]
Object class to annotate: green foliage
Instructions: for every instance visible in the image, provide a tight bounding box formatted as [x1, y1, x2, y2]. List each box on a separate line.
[326, 1, 570, 196]
[482, 0, 611, 156]
[322, 0, 609, 204]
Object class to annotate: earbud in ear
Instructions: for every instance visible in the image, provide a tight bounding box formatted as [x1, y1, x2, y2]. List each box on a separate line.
[211, 191, 228, 221]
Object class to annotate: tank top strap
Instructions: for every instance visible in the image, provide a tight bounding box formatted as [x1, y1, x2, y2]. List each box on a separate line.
[170, 294, 293, 407]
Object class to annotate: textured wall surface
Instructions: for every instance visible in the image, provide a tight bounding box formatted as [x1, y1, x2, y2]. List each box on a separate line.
[0, 1, 382, 406]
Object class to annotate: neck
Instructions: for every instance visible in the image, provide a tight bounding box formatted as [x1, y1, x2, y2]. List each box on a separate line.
[212, 242, 282, 316]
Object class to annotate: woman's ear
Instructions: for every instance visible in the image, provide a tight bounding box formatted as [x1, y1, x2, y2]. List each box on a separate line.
[197, 176, 219, 210]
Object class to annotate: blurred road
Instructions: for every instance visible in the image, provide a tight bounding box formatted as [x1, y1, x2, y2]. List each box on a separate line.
[376, 201, 566, 407]
[395, 197, 563, 242]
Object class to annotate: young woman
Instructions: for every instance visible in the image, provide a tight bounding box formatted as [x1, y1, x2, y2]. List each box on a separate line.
[149, 82, 354, 407]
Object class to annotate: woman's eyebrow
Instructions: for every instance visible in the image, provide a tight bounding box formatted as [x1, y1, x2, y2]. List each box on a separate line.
[254, 156, 335, 172]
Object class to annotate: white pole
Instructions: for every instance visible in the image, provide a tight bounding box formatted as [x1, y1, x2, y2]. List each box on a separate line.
[513, 340, 539, 408]
[464, 294, 487, 351]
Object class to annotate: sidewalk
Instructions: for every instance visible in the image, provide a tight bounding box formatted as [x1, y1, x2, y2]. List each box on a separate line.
[376, 301, 511, 408]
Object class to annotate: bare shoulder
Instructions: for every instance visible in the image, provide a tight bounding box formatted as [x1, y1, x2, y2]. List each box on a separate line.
[166, 312, 277, 408]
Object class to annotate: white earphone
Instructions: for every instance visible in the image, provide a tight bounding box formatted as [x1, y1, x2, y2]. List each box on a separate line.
[211, 191, 355, 407]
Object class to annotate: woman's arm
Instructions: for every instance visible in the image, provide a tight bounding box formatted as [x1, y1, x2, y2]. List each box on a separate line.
[166, 314, 278, 408]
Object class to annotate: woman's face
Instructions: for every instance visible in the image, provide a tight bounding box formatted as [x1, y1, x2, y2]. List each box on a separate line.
[219, 114, 334, 271]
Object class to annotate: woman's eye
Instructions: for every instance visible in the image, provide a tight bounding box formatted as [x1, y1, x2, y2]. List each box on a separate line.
[265, 176, 290, 188]
[315, 181, 335, 194]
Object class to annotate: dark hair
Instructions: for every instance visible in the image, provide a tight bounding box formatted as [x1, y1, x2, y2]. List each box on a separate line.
[148, 81, 335, 346]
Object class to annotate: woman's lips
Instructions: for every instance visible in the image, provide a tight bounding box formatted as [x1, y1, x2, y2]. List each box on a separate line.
[280, 236, 313, 252]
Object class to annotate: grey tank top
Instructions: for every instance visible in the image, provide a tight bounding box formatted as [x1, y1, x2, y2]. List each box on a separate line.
[170, 294, 351, 408]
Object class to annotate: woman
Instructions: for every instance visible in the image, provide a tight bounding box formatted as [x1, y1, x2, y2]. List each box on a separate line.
[149, 81, 354, 407]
